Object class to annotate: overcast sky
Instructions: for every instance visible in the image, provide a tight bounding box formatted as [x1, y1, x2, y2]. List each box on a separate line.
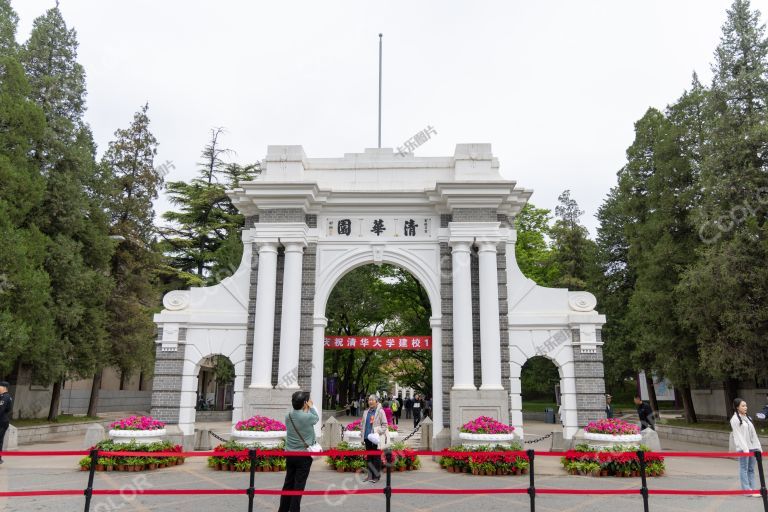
[13, 1, 768, 236]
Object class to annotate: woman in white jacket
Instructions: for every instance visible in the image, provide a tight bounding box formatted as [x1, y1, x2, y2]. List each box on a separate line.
[730, 398, 763, 496]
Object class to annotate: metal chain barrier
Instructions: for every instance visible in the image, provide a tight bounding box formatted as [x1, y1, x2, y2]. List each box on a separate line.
[209, 430, 229, 443]
[400, 423, 422, 444]
[524, 432, 553, 444]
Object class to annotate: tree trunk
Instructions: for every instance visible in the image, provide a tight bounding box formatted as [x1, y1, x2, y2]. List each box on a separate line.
[724, 379, 740, 418]
[681, 385, 697, 423]
[120, 371, 127, 391]
[87, 369, 103, 418]
[48, 380, 62, 422]
[644, 371, 659, 417]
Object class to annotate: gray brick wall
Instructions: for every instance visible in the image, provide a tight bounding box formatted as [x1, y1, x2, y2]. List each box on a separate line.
[471, 247, 482, 390]
[305, 215, 317, 228]
[497, 243, 511, 418]
[260, 209, 305, 223]
[150, 344, 187, 424]
[271, 247, 285, 386]
[452, 209, 498, 223]
[571, 335, 607, 426]
[298, 244, 317, 390]
[440, 242, 453, 428]
[244, 242, 259, 382]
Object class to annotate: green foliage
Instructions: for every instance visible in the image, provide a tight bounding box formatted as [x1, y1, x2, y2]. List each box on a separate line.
[514, 203, 558, 286]
[520, 356, 560, 400]
[159, 128, 258, 282]
[324, 264, 432, 403]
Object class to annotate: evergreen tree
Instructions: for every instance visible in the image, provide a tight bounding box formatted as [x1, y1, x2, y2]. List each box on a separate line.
[677, 0, 768, 416]
[0, 0, 18, 56]
[159, 128, 258, 287]
[21, 6, 113, 419]
[89, 104, 162, 415]
[549, 190, 597, 289]
[0, 50, 53, 379]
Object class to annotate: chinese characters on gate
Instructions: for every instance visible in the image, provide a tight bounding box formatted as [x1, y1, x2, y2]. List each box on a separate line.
[323, 336, 432, 351]
[326, 216, 435, 239]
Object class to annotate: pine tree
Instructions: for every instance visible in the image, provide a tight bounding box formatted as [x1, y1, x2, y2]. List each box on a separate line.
[0, 48, 53, 378]
[548, 190, 597, 289]
[676, 0, 768, 416]
[21, 6, 113, 419]
[87, 104, 162, 416]
[159, 128, 258, 287]
[0, 0, 18, 56]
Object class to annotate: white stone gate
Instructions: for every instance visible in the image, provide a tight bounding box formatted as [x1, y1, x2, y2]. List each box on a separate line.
[152, 144, 606, 446]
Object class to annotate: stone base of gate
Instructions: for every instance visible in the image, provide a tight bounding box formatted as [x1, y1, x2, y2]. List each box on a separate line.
[242, 387, 296, 424]
[449, 389, 510, 446]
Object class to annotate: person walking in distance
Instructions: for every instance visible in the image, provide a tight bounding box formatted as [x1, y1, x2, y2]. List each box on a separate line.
[0, 381, 12, 465]
[405, 396, 413, 419]
[634, 396, 655, 431]
[412, 394, 424, 428]
[390, 396, 400, 425]
[730, 398, 763, 497]
[279, 391, 319, 512]
[605, 394, 614, 419]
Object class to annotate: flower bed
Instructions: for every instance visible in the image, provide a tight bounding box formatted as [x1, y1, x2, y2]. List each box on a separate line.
[231, 415, 287, 447]
[583, 419, 641, 443]
[325, 441, 420, 473]
[560, 444, 665, 477]
[78, 439, 184, 472]
[438, 443, 529, 476]
[207, 440, 286, 472]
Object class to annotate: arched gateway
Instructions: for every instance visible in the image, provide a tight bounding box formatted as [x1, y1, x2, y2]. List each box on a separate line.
[151, 144, 606, 447]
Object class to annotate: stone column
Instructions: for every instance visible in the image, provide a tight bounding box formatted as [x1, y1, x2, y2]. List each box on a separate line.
[478, 241, 503, 390]
[311, 316, 327, 437]
[250, 242, 279, 388]
[277, 242, 305, 388]
[430, 316, 444, 433]
[450, 241, 475, 390]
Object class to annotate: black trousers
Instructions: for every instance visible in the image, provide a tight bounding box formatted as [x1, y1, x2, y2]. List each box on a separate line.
[278, 456, 313, 512]
[0, 422, 7, 459]
[364, 438, 382, 480]
[405, 407, 412, 419]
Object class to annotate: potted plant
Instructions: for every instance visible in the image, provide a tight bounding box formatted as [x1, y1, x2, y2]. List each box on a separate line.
[583, 419, 641, 443]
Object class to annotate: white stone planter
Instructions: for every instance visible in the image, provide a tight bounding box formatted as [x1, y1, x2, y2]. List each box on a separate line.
[459, 432, 517, 447]
[231, 429, 287, 447]
[109, 429, 166, 444]
[343, 430, 399, 445]
[583, 432, 642, 443]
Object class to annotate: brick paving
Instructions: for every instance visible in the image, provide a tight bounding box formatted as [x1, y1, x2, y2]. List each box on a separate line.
[0, 420, 765, 512]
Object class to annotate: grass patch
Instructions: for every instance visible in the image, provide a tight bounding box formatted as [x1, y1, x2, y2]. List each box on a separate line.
[11, 414, 101, 427]
[660, 418, 737, 432]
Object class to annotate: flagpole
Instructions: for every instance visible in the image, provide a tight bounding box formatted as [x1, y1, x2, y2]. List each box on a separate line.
[378, 33, 383, 149]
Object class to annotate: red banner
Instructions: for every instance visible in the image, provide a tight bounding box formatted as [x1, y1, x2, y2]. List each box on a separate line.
[324, 336, 431, 350]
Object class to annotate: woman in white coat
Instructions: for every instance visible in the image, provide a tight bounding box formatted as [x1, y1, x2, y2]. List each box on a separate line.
[361, 394, 388, 483]
[730, 398, 763, 497]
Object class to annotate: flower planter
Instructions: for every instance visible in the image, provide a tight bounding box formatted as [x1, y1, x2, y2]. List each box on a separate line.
[583, 432, 642, 443]
[231, 429, 287, 448]
[458, 432, 517, 448]
[109, 429, 167, 444]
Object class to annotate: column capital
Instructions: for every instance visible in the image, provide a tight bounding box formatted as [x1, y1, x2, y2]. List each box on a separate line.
[256, 241, 279, 253]
[449, 240, 473, 252]
[313, 316, 328, 328]
[429, 316, 442, 328]
[283, 241, 306, 253]
[476, 240, 499, 253]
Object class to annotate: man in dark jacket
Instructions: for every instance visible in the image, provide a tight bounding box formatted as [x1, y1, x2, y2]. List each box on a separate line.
[634, 395, 655, 430]
[0, 381, 13, 464]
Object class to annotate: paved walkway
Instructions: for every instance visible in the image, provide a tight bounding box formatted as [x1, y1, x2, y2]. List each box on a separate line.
[0, 419, 764, 511]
